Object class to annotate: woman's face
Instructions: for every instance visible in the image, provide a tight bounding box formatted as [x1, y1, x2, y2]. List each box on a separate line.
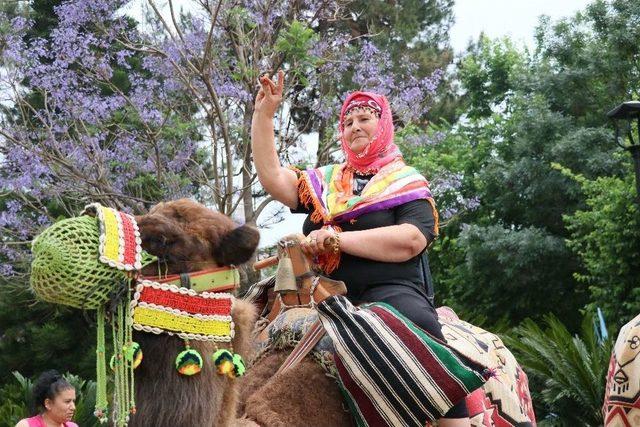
[45, 388, 76, 423]
[343, 109, 379, 154]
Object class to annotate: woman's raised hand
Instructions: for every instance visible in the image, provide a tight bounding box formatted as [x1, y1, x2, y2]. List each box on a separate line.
[254, 70, 284, 118]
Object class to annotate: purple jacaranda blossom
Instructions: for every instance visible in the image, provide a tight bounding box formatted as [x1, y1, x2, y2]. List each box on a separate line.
[432, 172, 463, 195]
[0, 0, 201, 277]
[464, 196, 481, 211]
[115, 49, 133, 68]
[0, 200, 21, 228]
[0, 263, 14, 276]
[429, 171, 481, 220]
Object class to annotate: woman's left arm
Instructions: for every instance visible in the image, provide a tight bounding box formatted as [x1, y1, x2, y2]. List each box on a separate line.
[302, 199, 435, 262]
[304, 223, 426, 262]
[340, 224, 426, 262]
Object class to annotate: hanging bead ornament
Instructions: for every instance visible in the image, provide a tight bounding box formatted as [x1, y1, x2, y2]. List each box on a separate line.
[110, 281, 136, 426]
[232, 352, 246, 377]
[111, 342, 142, 371]
[213, 349, 234, 376]
[94, 306, 109, 424]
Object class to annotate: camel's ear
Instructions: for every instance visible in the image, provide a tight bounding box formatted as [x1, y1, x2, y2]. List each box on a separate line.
[212, 224, 260, 266]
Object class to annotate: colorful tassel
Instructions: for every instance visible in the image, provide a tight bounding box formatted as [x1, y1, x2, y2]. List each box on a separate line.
[94, 306, 108, 424]
[213, 349, 234, 376]
[124, 342, 143, 369]
[110, 342, 142, 371]
[175, 347, 203, 376]
[213, 349, 245, 378]
[232, 353, 246, 377]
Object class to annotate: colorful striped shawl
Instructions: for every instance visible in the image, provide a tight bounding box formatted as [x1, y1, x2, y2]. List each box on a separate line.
[298, 158, 439, 230]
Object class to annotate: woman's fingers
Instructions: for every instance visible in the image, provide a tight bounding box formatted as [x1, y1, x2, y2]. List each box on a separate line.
[305, 230, 331, 253]
[300, 238, 315, 257]
[315, 234, 326, 252]
[259, 71, 284, 96]
[275, 70, 285, 95]
[259, 75, 278, 95]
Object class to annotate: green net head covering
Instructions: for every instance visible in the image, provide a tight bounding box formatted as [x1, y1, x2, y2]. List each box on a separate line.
[31, 212, 154, 310]
[31, 204, 158, 424]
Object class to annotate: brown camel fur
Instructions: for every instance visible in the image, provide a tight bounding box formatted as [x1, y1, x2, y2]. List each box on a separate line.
[129, 199, 259, 427]
[240, 352, 352, 427]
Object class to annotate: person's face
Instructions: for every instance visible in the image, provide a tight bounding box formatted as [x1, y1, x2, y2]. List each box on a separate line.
[45, 388, 76, 423]
[343, 109, 379, 154]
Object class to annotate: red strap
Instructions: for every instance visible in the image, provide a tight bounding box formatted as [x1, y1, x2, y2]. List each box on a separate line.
[276, 320, 325, 374]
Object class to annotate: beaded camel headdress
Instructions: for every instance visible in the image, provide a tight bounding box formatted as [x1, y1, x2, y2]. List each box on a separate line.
[30, 203, 242, 426]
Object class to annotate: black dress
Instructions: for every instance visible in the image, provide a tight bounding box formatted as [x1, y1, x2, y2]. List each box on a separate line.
[293, 172, 469, 419]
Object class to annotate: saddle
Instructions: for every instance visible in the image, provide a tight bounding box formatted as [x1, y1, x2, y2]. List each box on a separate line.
[253, 233, 346, 322]
[251, 234, 346, 372]
[248, 235, 537, 426]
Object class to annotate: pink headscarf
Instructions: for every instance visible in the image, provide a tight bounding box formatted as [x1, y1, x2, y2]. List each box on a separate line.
[339, 91, 402, 174]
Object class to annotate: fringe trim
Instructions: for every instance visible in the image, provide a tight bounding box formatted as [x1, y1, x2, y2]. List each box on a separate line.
[293, 167, 437, 272]
[294, 169, 342, 274]
[295, 169, 330, 225]
[317, 223, 343, 274]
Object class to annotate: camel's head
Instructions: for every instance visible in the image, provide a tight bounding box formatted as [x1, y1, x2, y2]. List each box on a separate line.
[136, 199, 260, 275]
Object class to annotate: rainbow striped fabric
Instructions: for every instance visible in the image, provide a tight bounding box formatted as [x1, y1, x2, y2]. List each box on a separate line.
[298, 158, 438, 228]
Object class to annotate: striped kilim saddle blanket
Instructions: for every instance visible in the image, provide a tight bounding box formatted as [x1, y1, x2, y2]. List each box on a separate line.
[317, 296, 489, 426]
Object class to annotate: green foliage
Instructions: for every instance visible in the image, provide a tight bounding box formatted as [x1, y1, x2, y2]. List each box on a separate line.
[64, 373, 99, 427]
[275, 20, 316, 60]
[533, 0, 640, 123]
[275, 20, 319, 86]
[0, 280, 96, 385]
[505, 313, 612, 425]
[404, 1, 638, 335]
[458, 35, 525, 119]
[0, 372, 30, 424]
[558, 165, 640, 330]
[443, 224, 586, 329]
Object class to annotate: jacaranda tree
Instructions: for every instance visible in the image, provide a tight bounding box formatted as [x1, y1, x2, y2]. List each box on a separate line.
[0, 0, 444, 275]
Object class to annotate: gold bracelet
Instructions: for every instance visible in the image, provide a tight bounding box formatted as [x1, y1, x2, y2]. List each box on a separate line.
[331, 232, 340, 254]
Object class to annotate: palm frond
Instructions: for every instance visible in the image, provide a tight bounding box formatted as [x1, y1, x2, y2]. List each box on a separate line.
[504, 312, 612, 425]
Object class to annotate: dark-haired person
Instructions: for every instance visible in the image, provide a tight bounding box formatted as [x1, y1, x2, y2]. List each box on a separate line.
[251, 71, 469, 425]
[15, 370, 78, 427]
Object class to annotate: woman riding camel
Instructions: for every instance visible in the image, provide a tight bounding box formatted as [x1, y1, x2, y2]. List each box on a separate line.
[251, 70, 470, 425]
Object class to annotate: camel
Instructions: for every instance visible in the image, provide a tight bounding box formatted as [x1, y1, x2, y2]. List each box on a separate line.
[128, 201, 536, 426]
[31, 198, 535, 426]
